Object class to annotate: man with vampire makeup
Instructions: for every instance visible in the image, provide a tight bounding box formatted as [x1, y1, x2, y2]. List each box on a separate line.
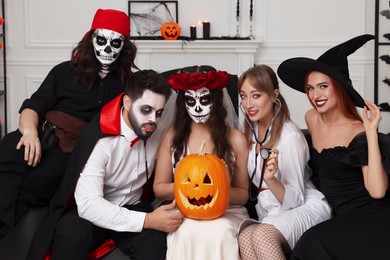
[27, 70, 184, 260]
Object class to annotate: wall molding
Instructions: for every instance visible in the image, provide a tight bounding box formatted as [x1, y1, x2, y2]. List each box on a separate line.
[23, 0, 76, 49]
[25, 75, 45, 97]
[262, 0, 366, 47]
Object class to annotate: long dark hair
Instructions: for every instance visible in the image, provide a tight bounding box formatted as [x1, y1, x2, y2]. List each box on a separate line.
[70, 30, 138, 87]
[171, 65, 234, 173]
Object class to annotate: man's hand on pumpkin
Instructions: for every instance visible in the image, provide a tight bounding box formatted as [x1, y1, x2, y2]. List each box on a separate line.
[144, 199, 184, 233]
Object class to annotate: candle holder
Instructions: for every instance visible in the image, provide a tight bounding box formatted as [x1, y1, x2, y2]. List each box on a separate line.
[235, 16, 240, 37]
[248, 16, 255, 39]
[248, 0, 254, 39]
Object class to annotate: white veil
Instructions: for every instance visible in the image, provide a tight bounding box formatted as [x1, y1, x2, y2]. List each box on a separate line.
[156, 89, 177, 134]
[222, 88, 240, 130]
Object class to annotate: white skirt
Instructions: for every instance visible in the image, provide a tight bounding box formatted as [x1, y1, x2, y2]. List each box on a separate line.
[166, 205, 249, 260]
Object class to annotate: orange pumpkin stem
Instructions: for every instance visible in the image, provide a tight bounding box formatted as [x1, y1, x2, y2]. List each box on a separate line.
[198, 140, 206, 156]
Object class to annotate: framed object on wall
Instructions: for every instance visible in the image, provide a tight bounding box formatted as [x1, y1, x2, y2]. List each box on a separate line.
[375, 0, 390, 111]
[128, 1, 178, 37]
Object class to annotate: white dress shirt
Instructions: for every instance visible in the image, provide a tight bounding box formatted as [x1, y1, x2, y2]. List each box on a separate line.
[74, 110, 162, 232]
[248, 120, 309, 216]
[244, 120, 331, 249]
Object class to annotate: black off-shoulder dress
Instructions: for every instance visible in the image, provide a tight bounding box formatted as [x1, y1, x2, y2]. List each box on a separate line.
[290, 132, 390, 260]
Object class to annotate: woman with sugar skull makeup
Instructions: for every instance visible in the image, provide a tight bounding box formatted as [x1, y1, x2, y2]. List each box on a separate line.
[0, 8, 137, 242]
[153, 65, 250, 260]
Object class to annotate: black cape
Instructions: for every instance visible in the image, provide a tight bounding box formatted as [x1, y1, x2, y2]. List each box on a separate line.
[27, 94, 124, 260]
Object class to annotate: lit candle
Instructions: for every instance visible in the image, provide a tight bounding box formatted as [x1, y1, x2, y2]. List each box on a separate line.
[190, 25, 197, 39]
[202, 21, 210, 39]
[236, 0, 240, 18]
[250, 0, 253, 18]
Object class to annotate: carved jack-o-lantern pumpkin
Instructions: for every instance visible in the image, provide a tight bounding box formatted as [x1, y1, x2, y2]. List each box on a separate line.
[174, 141, 230, 220]
[161, 22, 181, 40]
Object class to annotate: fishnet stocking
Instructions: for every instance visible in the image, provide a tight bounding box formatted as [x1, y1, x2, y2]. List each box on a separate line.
[239, 225, 258, 260]
[238, 223, 291, 260]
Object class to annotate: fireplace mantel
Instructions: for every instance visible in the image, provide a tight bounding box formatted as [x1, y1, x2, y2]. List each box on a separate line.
[133, 40, 261, 75]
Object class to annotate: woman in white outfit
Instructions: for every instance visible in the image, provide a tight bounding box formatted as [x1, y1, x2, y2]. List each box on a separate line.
[154, 65, 249, 260]
[237, 65, 332, 260]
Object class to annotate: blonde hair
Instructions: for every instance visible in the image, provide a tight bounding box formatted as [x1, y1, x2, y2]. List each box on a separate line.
[238, 65, 290, 148]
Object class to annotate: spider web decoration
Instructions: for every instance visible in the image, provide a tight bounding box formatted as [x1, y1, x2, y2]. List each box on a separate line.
[130, 3, 175, 36]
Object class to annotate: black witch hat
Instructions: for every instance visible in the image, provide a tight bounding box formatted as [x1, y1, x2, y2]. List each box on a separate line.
[277, 34, 375, 108]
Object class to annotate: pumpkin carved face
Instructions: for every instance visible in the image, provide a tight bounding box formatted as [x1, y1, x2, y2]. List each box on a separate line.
[174, 143, 230, 220]
[161, 22, 181, 40]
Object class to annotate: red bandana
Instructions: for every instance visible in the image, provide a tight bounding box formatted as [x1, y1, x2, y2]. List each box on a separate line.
[91, 9, 130, 37]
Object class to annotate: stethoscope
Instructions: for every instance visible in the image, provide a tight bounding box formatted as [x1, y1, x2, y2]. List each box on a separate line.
[240, 98, 281, 201]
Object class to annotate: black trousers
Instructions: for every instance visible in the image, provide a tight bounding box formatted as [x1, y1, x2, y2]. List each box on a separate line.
[0, 130, 70, 238]
[51, 204, 167, 260]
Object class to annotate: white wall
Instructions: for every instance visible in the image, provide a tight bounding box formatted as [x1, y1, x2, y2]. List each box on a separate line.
[4, 0, 390, 133]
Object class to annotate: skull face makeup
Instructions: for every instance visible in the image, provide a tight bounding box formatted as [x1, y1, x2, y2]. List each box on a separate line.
[184, 87, 212, 124]
[93, 29, 124, 73]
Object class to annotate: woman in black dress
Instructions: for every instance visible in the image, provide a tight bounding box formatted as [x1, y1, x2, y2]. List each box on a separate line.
[277, 34, 390, 259]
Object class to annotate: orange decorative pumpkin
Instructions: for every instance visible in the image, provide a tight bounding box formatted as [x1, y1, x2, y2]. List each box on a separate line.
[174, 141, 230, 220]
[160, 22, 181, 40]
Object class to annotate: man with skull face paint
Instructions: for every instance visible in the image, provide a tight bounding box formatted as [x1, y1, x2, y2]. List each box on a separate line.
[0, 9, 137, 243]
[153, 65, 250, 260]
[93, 28, 125, 74]
[28, 70, 181, 260]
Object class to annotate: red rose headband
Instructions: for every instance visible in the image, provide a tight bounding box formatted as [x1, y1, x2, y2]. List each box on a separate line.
[167, 70, 230, 92]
